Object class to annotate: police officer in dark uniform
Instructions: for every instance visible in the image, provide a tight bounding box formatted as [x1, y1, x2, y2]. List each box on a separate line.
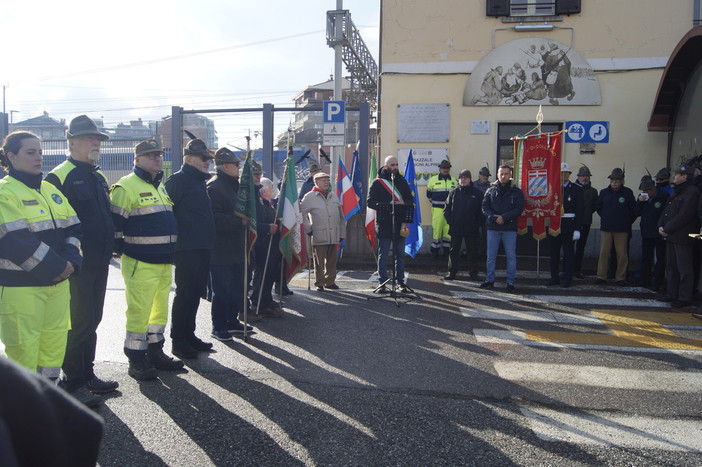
[548, 162, 583, 288]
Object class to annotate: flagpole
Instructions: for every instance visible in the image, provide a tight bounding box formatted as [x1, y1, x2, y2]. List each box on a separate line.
[276, 152, 291, 309]
[243, 136, 252, 342]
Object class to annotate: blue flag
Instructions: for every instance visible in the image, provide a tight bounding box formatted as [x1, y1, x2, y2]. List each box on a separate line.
[351, 149, 364, 210]
[403, 149, 423, 258]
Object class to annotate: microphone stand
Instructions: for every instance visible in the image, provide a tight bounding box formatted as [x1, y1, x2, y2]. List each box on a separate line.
[368, 171, 418, 306]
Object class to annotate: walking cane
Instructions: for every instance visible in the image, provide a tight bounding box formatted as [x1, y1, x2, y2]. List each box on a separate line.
[307, 233, 312, 290]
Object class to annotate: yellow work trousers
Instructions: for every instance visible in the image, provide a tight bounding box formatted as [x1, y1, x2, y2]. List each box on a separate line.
[0, 280, 70, 377]
[431, 207, 451, 250]
[121, 255, 171, 335]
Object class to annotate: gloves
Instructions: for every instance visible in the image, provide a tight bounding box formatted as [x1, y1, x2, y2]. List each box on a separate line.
[573, 231, 581, 241]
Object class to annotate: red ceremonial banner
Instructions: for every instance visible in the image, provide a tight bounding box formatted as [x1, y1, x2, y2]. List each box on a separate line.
[515, 133, 563, 240]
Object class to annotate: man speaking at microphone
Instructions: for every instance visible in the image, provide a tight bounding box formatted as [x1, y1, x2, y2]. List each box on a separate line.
[367, 156, 414, 293]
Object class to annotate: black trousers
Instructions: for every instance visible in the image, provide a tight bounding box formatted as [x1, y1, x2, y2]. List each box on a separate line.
[550, 227, 575, 283]
[62, 263, 109, 390]
[171, 249, 210, 341]
[448, 235, 479, 276]
[666, 242, 694, 302]
[574, 223, 590, 274]
[640, 237, 666, 284]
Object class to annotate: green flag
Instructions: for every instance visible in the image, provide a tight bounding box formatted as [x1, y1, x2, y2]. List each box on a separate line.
[235, 150, 258, 253]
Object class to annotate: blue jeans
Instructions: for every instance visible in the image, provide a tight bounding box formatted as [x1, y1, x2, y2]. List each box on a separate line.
[486, 230, 517, 284]
[378, 237, 406, 284]
[210, 264, 245, 332]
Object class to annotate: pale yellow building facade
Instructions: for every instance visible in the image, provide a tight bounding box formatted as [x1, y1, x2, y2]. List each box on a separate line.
[378, 0, 697, 237]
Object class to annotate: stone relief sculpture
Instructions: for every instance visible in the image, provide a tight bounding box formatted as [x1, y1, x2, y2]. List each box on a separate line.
[464, 38, 600, 106]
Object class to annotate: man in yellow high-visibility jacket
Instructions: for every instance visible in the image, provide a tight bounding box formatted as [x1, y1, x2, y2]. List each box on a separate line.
[426, 160, 457, 259]
[110, 139, 182, 380]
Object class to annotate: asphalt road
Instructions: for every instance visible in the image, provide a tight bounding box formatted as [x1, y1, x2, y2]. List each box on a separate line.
[87, 261, 702, 466]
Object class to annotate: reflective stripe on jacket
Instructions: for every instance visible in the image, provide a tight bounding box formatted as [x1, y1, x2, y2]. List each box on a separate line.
[426, 174, 458, 208]
[0, 171, 83, 286]
[110, 168, 177, 264]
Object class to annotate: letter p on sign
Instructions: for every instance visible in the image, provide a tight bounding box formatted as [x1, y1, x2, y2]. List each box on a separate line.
[323, 101, 345, 123]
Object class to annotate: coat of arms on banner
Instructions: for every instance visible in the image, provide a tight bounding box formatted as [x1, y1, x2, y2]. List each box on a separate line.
[528, 167, 548, 198]
[515, 133, 563, 239]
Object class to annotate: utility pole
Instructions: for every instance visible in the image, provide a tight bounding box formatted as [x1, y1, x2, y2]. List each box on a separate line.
[331, 0, 344, 181]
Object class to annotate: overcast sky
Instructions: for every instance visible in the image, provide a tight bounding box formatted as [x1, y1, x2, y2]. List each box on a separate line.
[1, 1, 379, 149]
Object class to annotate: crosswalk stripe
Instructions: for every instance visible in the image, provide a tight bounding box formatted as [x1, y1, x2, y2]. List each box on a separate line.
[453, 291, 667, 307]
[473, 329, 702, 354]
[460, 307, 601, 324]
[461, 307, 702, 328]
[520, 405, 702, 451]
[494, 361, 702, 392]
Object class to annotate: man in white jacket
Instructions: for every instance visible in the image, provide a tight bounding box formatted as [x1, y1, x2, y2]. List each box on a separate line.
[300, 172, 346, 291]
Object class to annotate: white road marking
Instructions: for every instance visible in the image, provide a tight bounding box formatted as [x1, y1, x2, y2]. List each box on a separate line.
[520, 405, 702, 451]
[453, 291, 667, 307]
[495, 361, 702, 392]
[460, 307, 600, 324]
[473, 329, 702, 354]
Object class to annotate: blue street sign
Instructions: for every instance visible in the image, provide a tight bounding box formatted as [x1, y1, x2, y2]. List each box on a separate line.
[323, 101, 346, 124]
[565, 121, 609, 143]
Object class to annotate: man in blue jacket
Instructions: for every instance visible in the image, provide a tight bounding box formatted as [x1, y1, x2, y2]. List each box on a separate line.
[595, 168, 636, 285]
[164, 139, 216, 359]
[480, 165, 524, 293]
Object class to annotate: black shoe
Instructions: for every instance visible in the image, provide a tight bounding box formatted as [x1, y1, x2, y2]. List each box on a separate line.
[469, 273, 481, 282]
[189, 337, 213, 352]
[506, 284, 516, 293]
[172, 340, 198, 359]
[479, 281, 494, 289]
[282, 285, 294, 295]
[375, 284, 389, 294]
[443, 273, 456, 280]
[147, 343, 184, 371]
[615, 280, 629, 287]
[227, 322, 254, 334]
[70, 386, 102, 408]
[211, 329, 233, 342]
[594, 278, 606, 285]
[326, 284, 340, 290]
[316, 286, 325, 292]
[86, 376, 119, 394]
[128, 362, 159, 381]
[671, 300, 692, 308]
[574, 272, 584, 279]
[546, 279, 560, 286]
[398, 283, 410, 294]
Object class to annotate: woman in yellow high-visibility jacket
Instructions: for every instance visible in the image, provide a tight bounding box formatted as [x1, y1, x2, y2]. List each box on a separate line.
[0, 131, 82, 380]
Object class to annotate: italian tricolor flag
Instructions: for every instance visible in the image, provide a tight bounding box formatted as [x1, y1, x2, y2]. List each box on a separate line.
[277, 155, 307, 281]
